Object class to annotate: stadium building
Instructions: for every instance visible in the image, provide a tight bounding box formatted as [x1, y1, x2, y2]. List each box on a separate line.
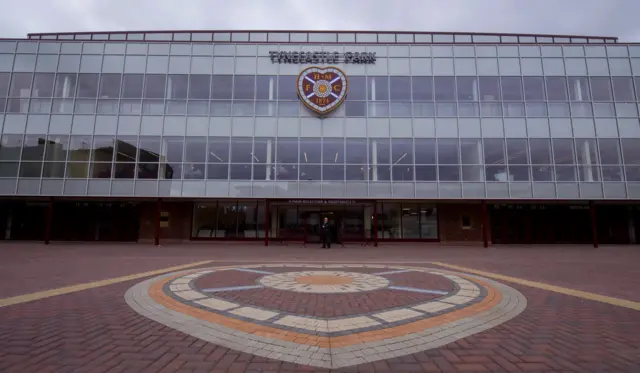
[0, 30, 639, 247]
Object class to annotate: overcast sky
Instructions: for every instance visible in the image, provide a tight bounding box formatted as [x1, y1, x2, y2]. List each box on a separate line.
[1, 0, 639, 42]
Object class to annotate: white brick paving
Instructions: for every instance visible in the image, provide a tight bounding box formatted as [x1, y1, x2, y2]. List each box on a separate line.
[195, 298, 239, 311]
[125, 264, 527, 369]
[373, 308, 423, 322]
[230, 306, 279, 321]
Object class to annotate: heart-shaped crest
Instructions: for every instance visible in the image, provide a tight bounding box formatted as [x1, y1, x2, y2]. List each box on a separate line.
[296, 66, 348, 115]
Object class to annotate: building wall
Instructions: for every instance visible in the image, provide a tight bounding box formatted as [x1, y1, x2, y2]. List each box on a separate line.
[437, 203, 486, 244]
[0, 37, 640, 200]
[139, 200, 192, 242]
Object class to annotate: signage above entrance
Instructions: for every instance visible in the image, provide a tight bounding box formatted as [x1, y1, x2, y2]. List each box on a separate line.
[296, 66, 348, 116]
[269, 51, 376, 64]
[286, 199, 358, 205]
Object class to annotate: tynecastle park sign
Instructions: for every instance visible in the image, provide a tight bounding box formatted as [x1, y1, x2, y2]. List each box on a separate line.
[269, 51, 376, 64]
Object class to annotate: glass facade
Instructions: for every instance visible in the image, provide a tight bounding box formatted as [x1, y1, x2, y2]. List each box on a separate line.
[1, 36, 640, 199]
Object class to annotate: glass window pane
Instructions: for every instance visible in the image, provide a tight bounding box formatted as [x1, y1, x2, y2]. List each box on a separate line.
[523, 77, 545, 101]
[500, 77, 523, 101]
[212, 75, 233, 99]
[568, 77, 590, 101]
[368, 76, 389, 101]
[144, 75, 166, 99]
[76, 73, 99, 98]
[389, 76, 411, 101]
[299, 139, 321, 163]
[230, 137, 253, 163]
[598, 139, 622, 164]
[553, 139, 576, 164]
[98, 74, 121, 98]
[412, 76, 433, 101]
[590, 77, 613, 101]
[478, 77, 500, 101]
[234, 75, 255, 100]
[611, 77, 635, 101]
[322, 138, 344, 163]
[456, 77, 477, 101]
[345, 139, 367, 163]
[32, 73, 55, 97]
[437, 139, 459, 164]
[347, 76, 366, 101]
[545, 77, 568, 101]
[434, 77, 455, 101]
[167, 75, 188, 99]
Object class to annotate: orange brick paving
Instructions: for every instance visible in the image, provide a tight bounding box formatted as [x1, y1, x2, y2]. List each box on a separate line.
[0, 243, 640, 372]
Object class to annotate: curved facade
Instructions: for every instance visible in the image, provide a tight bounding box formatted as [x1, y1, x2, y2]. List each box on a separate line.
[0, 30, 639, 245]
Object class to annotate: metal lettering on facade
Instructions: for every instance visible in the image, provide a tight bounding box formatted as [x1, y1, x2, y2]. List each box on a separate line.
[286, 199, 357, 205]
[269, 51, 376, 64]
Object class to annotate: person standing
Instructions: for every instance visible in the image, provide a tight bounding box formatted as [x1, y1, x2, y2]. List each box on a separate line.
[321, 217, 332, 249]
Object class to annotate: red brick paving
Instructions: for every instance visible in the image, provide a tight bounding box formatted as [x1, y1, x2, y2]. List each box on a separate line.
[214, 287, 439, 317]
[194, 268, 452, 317]
[1, 243, 640, 372]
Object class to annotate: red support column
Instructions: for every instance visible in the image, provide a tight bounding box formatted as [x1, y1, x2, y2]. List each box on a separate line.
[590, 201, 598, 248]
[155, 198, 162, 246]
[372, 201, 378, 247]
[481, 200, 489, 248]
[44, 197, 53, 245]
[264, 199, 270, 246]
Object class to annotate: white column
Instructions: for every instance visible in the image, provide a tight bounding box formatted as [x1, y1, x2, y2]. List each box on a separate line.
[581, 140, 594, 182]
[371, 140, 378, 181]
[371, 77, 376, 117]
[166, 76, 173, 99]
[268, 77, 274, 116]
[364, 205, 372, 239]
[477, 140, 485, 181]
[472, 78, 479, 101]
[265, 139, 273, 180]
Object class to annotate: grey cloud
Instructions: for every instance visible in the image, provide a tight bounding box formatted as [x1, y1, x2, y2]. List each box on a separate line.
[0, 0, 639, 41]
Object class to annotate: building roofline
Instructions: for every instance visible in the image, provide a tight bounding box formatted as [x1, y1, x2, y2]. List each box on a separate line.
[26, 29, 619, 40]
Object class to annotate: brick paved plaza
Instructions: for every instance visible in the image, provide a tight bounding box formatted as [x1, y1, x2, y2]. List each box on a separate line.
[1, 242, 639, 372]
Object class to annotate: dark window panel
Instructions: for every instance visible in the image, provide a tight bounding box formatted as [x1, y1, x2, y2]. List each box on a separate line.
[622, 138, 640, 164]
[635, 77, 640, 101]
[523, 76, 545, 101]
[114, 136, 137, 162]
[455, 77, 477, 101]
[0, 135, 24, 161]
[437, 139, 459, 164]
[22, 135, 46, 161]
[0, 73, 10, 97]
[500, 77, 523, 101]
[346, 76, 366, 101]
[391, 138, 413, 164]
[299, 139, 321, 163]
[552, 139, 576, 165]
[98, 74, 122, 98]
[234, 75, 255, 100]
[230, 137, 253, 163]
[389, 76, 411, 101]
[188, 75, 211, 100]
[32, 73, 55, 97]
[137, 136, 161, 162]
[76, 73, 99, 98]
[478, 77, 500, 101]
[590, 77, 613, 102]
[434, 77, 455, 101]
[611, 77, 636, 101]
[144, 74, 166, 99]
[411, 76, 433, 101]
[167, 75, 188, 99]
[9, 73, 32, 97]
[368, 76, 389, 100]
[529, 138, 552, 164]
[545, 77, 568, 101]
[212, 75, 233, 100]
[345, 138, 367, 163]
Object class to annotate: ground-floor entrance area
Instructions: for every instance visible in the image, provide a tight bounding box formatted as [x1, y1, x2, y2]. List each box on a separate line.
[1, 197, 639, 247]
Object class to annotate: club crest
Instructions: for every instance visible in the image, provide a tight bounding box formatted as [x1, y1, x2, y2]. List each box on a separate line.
[296, 66, 348, 115]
